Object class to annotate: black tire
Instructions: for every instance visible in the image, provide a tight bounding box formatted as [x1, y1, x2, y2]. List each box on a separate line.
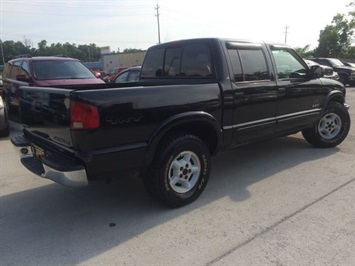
[302, 102, 350, 148]
[144, 133, 211, 208]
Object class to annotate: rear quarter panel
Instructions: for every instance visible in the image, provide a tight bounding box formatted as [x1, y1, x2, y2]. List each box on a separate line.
[70, 83, 223, 151]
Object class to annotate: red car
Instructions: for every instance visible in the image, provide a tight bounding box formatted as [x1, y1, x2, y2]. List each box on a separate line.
[1, 56, 105, 112]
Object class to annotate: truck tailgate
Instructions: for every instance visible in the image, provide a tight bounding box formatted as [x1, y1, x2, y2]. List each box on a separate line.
[19, 86, 73, 148]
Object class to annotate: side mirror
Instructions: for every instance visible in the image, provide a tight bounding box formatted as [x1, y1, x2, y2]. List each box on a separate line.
[16, 74, 30, 82]
[309, 65, 324, 79]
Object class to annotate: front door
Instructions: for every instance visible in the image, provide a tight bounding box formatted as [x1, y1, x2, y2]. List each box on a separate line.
[270, 47, 326, 133]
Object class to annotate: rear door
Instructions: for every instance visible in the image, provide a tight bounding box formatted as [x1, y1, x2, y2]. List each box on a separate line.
[225, 42, 278, 146]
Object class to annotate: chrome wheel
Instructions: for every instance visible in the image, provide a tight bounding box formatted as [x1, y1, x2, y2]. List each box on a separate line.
[318, 113, 342, 139]
[144, 133, 211, 208]
[168, 151, 201, 194]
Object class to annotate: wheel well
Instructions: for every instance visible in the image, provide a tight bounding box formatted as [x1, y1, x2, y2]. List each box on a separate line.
[327, 96, 344, 106]
[142, 118, 221, 174]
[143, 120, 219, 172]
[163, 121, 219, 154]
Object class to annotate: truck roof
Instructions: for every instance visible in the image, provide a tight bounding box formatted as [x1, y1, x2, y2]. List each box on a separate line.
[148, 37, 291, 49]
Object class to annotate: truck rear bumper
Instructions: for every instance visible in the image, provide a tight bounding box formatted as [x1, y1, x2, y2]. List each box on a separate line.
[11, 135, 88, 187]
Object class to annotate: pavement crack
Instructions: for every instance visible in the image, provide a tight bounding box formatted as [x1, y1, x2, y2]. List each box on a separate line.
[206, 177, 355, 266]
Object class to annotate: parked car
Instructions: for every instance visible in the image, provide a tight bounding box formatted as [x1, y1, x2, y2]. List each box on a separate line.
[307, 57, 355, 86]
[304, 59, 339, 81]
[103, 66, 129, 83]
[113, 66, 141, 83]
[98, 71, 108, 80]
[343, 62, 355, 68]
[0, 56, 105, 113]
[0, 93, 10, 137]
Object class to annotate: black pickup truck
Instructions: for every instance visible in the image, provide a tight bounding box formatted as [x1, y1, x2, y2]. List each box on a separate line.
[12, 38, 351, 208]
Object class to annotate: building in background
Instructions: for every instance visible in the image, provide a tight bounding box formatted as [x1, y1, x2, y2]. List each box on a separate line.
[102, 51, 146, 72]
[100, 46, 111, 55]
[84, 47, 146, 73]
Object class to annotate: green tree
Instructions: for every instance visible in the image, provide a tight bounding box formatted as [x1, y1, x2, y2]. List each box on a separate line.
[1, 40, 32, 61]
[315, 1, 355, 58]
[294, 44, 313, 57]
[78, 44, 101, 61]
[35, 40, 50, 56]
[50, 43, 66, 56]
[2, 39, 109, 63]
[345, 46, 355, 58]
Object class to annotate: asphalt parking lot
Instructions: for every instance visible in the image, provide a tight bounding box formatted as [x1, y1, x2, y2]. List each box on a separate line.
[1, 87, 354, 265]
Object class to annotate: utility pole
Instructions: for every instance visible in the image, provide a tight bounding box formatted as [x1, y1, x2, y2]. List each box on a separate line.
[284, 25, 290, 44]
[155, 4, 161, 44]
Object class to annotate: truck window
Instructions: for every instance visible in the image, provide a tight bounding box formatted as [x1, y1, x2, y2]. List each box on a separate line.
[316, 59, 330, 66]
[141, 48, 165, 78]
[180, 44, 214, 78]
[10, 60, 23, 79]
[228, 48, 270, 82]
[141, 43, 214, 79]
[272, 49, 306, 79]
[20, 61, 31, 79]
[164, 47, 182, 77]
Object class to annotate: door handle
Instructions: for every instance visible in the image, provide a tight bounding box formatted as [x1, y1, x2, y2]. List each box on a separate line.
[278, 87, 286, 92]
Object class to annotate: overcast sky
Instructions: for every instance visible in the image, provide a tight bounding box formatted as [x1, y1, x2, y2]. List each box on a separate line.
[0, 0, 353, 53]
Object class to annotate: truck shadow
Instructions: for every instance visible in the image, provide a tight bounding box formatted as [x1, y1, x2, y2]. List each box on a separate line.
[0, 134, 339, 265]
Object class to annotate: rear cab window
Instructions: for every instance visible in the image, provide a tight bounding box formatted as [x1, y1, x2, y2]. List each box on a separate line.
[141, 43, 215, 79]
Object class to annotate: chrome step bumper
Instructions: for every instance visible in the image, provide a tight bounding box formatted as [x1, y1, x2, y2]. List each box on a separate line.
[11, 135, 88, 187]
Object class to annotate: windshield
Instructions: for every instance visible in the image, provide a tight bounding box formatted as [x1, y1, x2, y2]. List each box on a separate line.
[32, 60, 96, 80]
[328, 58, 345, 67]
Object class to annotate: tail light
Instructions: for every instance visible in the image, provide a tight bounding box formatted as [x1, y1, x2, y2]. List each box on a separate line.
[70, 101, 100, 129]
